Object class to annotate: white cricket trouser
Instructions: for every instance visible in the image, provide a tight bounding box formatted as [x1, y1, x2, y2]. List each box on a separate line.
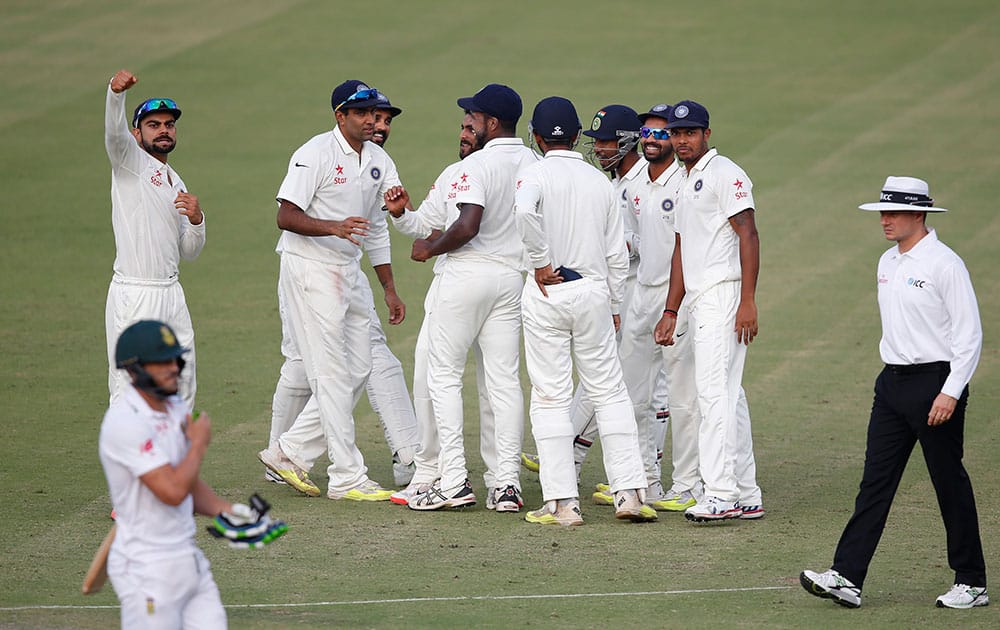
[275, 253, 373, 492]
[412, 274, 496, 488]
[106, 275, 196, 411]
[521, 278, 645, 501]
[361, 277, 419, 461]
[619, 281, 672, 485]
[566, 268, 669, 473]
[660, 304, 701, 495]
[108, 547, 225, 630]
[268, 272, 419, 476]
[689, 280, 761, 503]
[428, 259, 523, 493]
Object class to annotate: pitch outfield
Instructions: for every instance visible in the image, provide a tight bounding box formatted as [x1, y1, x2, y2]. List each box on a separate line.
[2, 1, 998, 627]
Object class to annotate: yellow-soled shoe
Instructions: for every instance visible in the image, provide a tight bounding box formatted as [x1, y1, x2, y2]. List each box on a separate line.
[520, 452, 540, 473]
[328, 480, 394, 501]
[654, 490, 698, 512]
[258, 447, 320, 497]
[592, 482, 613, 506]
[525, 500, 583, 526]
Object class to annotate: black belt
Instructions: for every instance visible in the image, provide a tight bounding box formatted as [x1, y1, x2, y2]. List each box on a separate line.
[884, 361, 950, 375]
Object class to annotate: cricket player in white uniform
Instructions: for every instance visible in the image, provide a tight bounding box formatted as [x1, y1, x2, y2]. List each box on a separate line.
[405, 84, 538, 512]
[384, 128, 499, 506]
[263, 89, 419, 489]
[101, 321, 286, 629]
[514, 96, 655, 525]
[617, 104, 702, 511]
[258, 80, 402, 501]
[655, 100, 763, 521]
[104, 69, 204, 411]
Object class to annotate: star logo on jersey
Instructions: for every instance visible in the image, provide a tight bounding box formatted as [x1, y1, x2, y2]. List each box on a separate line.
[634, 195, 641, 206]
[733, 179, 744, 189]
[516, 179, 523, 189]
[460, 172, 469, 183]
[139, 439, 154, 455]
[335, 164, 344, 175]
[150, 171, 164, 187]
[451, 181, 459, 190]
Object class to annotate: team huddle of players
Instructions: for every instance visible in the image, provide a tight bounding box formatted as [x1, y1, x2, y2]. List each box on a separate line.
[250, 81, 764, 526]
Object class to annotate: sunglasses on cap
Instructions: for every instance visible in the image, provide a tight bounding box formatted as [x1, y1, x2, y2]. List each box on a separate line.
[132, 98, 179, 126]
[335, 88, 379, 112]
[639, 127, 670, 140]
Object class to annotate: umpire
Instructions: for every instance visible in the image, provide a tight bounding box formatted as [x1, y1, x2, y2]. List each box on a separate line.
[801, 176, 987, 610]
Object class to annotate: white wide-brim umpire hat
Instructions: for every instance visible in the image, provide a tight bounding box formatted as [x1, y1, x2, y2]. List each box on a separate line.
[858, 176, 948, 212]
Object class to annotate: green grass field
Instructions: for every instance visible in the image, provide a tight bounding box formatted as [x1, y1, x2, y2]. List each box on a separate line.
[2, 1, 999, 627]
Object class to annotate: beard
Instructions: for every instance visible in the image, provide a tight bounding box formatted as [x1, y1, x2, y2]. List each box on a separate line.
[142, 136, 175, 155]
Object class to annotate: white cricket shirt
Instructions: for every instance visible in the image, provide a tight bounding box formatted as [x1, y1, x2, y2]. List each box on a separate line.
[105, 88, 205, 281]
[276, 125, 399, 267]
[675, 148, 755, 303]
[635, 160, 682, 286]
[99, 385, 196, 561]
[613, 156, 647, 264]
[451, 137, 539, 270]
[513, 150, 628, 310]
[877, 228, 982, 398]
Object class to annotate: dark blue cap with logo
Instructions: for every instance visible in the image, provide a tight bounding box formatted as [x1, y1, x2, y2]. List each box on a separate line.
[375, 91, 402, 118]
[457, 83, 522, 123]
[582, 104, 641, 140]
[331, 80, 381, 112]
[666, 100, 710, 129]
[530, 96, 581, 141]
[638, 103, 673, 124]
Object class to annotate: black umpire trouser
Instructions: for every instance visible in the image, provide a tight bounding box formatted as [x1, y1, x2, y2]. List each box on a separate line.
[831, 362, 987, 589]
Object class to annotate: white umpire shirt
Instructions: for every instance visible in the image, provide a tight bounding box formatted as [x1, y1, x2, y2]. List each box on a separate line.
[635, 160, 682, 287]
[105, 87, 205, 281]
[513, 149, 629, 312]
[675, 148, 756, 304]
[276, 125, 398, 268]
[99, 385, 196, 561]
[876, 228, 982, 398]
[451, 137, 539, 271]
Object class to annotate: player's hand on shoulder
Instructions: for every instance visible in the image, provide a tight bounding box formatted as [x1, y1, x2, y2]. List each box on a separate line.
[175, 192, 203, 225]
[331, 216, 369, 245]
[110, 70, 137, 94]
[184, 411, 212, 448]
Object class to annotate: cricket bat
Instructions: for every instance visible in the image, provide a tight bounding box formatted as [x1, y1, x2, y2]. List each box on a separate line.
[81, 523, 116, 595]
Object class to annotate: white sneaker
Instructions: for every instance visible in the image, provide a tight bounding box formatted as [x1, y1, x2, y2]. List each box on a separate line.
[614, 489, 657, 522]
[485, 487, 497, 510]
[800, 569, 862, 608]
[493, 485, 523, 513]
[525, 499, 584, 526]
[936, 584, 989, 609]
[264, 468, 286, 485]
[684, 496, 741, 522]
[408, 479, 477, 511]
[390, 481, 432, 506]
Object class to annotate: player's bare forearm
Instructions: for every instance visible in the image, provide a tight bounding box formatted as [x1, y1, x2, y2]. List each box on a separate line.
[276, 199, 369, 245]
[373, 263, 406, 324]
[426, 203, 482, 256]
[192, 479, 232, 517]
[138, 412, 211, 506]
[664, 234, 686, 312]
[730, 209, 760, 343]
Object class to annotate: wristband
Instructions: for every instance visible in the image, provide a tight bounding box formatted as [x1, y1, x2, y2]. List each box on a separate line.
[662, 309, 678, 317]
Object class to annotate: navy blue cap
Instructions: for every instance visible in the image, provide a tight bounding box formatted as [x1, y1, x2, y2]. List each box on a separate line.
[638, 103, 673, 124]
[666, 100, 710, 129]
[530, 96, 581, 141]
[457, 83, 522, 123]
[331, 80, 380, 112]
[375, 91, 402, 118]
[132, 98, 181, 128]
[582, 104, 641, 140]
